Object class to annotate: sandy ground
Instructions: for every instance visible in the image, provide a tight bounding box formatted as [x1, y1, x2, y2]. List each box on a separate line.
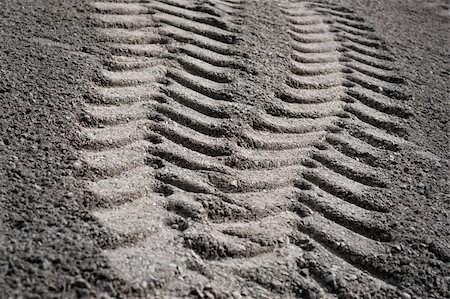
[0, 0, 448, 298]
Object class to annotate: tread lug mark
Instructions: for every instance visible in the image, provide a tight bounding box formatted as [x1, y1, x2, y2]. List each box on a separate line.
[79, 0, 413, 297]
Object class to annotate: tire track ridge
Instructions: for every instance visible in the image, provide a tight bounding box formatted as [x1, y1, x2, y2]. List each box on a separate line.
[78, 0, 411, 297]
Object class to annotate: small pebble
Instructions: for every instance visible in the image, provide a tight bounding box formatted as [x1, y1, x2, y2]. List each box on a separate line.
[80, 113, 91, 123]
[73, 160, 82, 170]
[231, 291, 242, 299]
[325, 271, 337, 289]
[190, 287, 202, 297]
[400, 291, 411, 299]
[72, 278, 91, 289]
[42, 259, 51, 270]
[392, 244, 402, 252]
[205, 290, 215, 299]
[433, 160, 442, 168]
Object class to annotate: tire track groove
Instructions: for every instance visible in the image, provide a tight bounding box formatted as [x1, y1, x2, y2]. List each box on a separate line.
[77, 0, 412, 297]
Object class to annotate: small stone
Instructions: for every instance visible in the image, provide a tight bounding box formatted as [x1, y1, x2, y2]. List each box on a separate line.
[99, 293, 113, 299]
[42, 259, 51, 270]
[392, 244, 402, 252]
[347, 274, 358, 281]
[235, 244, 246, 252]
[297, 257, 307, 268]
[177, 219, 189, 231]
[190, 287, 203, 298]
[204, 283, 213, 290]
[73, 160, 83, 170]
[378, 86, 383, 92]
[400, 292, 411, 299]
[231, 291, 242, 299]
[433, 160, 442, 168]
[72, 278, 91, 289]
[218, 245, 226, 256]
[230, 180, 238, 188]
[205, 290, 215, 299]
[325, 271, 337, 289]
[80, 113, 91, 123]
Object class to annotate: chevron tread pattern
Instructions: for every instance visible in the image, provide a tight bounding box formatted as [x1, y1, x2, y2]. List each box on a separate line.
[78, 0, 413, 297]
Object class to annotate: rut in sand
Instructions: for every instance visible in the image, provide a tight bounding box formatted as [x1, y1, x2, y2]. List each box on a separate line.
[78, 0, 413, 297]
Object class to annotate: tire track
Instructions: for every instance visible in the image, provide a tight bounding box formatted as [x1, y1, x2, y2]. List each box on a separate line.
[78, 0, 412, 297]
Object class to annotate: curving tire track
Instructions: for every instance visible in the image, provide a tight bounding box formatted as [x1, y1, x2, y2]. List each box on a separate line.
[78, 0, 413, 297]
